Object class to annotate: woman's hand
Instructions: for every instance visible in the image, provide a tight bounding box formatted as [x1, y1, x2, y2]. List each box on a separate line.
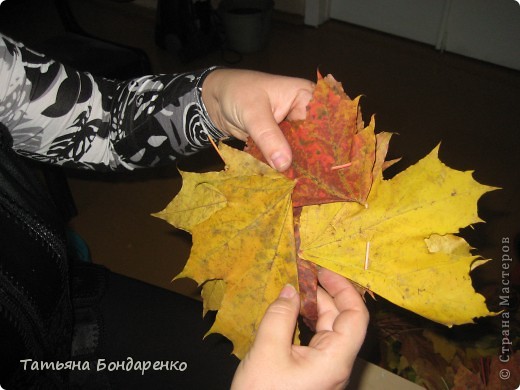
[231, 269, 369, 390]
[202, 69, 314, 172]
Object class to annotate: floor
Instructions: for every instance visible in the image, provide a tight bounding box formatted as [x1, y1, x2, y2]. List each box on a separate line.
[58, 0, 519, 301]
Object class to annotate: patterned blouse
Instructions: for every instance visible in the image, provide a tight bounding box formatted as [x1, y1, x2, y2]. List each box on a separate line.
[0, 32, 225, 171]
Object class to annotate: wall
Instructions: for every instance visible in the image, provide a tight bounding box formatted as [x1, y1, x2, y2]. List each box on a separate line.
[274, 0, 305, 15]
[315, 0, 520, 70]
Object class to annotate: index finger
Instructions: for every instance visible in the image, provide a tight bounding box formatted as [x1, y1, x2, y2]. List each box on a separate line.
[318, 269, 368, 318]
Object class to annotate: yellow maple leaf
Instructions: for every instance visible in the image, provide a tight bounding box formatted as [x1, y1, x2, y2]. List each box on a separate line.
[154, 143, 298, 359]
[153, 142, 277, 232]
[299, 145, 498, 326]
[201, 279, 225, 316]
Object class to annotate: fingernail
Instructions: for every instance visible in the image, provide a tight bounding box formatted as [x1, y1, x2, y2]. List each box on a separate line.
[270, 152, 290, 171]
[279, 284, 296, 299]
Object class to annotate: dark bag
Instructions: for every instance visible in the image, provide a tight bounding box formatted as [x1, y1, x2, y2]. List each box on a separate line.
[0, 124, 73, 389]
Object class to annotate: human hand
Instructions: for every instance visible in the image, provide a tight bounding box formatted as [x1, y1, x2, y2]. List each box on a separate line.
[231, 269, 369, 390]
[201, 69, 314, 172]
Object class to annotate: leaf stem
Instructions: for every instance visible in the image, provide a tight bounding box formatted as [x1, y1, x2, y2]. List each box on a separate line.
[364, 241, 370, 270]
[207, 134, 225, 163]
[330, 162, 352, 171]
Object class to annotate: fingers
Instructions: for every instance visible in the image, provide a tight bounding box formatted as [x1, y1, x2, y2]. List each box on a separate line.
[310, 269, 369, 377]
[316, 269, 369, 336]
[202, 69, 314, 172]
[318, 269, 367, 314]
[252, 284, 300, 353]
[242, 101, 293, 171]
[284, 85, 314, 122]
[315, 286, 339, 333]
[244, 79, 312, 171]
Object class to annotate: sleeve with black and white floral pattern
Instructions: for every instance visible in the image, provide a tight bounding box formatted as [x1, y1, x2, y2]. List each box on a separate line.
[0, 32, 225, 171]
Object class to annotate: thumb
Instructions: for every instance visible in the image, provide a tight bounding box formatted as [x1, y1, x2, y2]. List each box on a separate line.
[252, 284, 300, 353]
[243, 101, 293, 172]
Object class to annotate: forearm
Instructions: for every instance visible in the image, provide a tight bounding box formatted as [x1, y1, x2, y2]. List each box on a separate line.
[0, 33, 224, 171]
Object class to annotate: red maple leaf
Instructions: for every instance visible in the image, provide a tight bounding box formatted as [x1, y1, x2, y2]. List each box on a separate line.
[247, 72, 377, 208]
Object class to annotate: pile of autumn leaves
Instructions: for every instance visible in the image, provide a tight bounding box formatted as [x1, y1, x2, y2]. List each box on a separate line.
[154, 74, 496, 360]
